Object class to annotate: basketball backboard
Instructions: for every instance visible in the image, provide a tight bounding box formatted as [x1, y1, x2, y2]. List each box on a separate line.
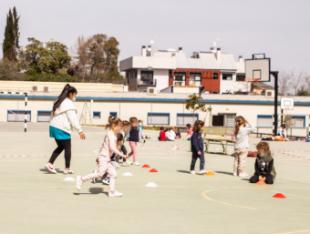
[245, 54, 270, 82]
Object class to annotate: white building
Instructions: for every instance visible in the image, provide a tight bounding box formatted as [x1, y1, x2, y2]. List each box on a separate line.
[120, 45, 250, 94]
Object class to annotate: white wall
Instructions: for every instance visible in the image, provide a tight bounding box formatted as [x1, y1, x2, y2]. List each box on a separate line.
[154, 70, 169, 91]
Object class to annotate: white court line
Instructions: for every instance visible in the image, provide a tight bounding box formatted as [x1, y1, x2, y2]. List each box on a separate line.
[201, 188, 257, 211]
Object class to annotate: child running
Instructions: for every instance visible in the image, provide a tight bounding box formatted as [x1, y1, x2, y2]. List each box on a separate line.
[76, 117, 126, 198]
[249, 141, 276, 184]
[128, 117, 140, 166]
[190, 120, 206, 175]
[233, 116, 255, 177]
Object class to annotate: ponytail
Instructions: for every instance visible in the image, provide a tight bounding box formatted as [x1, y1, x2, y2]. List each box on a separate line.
[52, 84, 77, 114]
[106, 116, 122, 129]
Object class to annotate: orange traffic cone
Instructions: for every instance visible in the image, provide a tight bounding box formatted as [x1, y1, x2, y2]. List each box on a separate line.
[149, 168, 158, 173]
[205, 171, 215, 176]
[257, 177, 266, 185]
[142, 164, 150, 168]
[273, 193, 286, 199]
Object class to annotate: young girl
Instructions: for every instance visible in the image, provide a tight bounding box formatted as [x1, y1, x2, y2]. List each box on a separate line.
[249, 141, 276, 184]
[158, 127, 166, 141]
[46, 84, 86, 174]
[233, 116, 255, 177]
[190, 120, 206, 175]
[76, 118, 126, 198]
[128, 117, 140, 166]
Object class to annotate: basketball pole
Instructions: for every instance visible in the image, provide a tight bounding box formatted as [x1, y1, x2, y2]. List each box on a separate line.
[271, 71, 279, 135]
[24, 92, 28, 133]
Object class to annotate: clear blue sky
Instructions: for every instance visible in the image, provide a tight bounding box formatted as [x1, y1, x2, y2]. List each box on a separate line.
[0, 0, 310, 73]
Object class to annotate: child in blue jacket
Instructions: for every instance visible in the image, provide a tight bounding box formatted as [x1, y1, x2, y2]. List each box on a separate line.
[190, 120, 206, 175]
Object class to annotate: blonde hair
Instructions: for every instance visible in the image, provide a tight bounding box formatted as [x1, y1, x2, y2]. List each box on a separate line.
[106, 116, 123, 129]
[234, 116, 247, 136]
[256, 141, 273, 162]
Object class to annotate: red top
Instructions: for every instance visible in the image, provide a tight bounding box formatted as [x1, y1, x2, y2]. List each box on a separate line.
[159, 130, 167, 141]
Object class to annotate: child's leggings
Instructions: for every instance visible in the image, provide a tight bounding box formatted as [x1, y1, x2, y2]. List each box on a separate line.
[129, 141, 138, 162]
[49, 139, 71, 168]
[233, 149, 248, 175]
[81, 156, 117, 191]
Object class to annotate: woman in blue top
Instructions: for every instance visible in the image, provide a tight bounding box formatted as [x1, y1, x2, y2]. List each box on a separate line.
[46, 84, 86, 174]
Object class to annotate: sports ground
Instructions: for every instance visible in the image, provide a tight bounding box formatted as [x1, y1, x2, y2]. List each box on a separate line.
[1, 123, 310, 234]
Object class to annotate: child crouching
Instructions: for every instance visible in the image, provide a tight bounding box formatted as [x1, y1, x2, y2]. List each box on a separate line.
[249, 141, 276, 184]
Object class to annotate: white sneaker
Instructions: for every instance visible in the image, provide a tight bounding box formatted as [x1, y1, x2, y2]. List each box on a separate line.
[199, 170, 206, 175]
[127, 160, 133, 165]
[102, 178, 110, 185]
[233, 172, 238, 177]
[190, 170, 196, 175]
[45, 163, 57, 174]
[76, 176, 83, 190]
[109, 191, 123, 198]
[134, 161, 140, 166]
[63, 168, 74, 174]
[239, 172, 249, 178]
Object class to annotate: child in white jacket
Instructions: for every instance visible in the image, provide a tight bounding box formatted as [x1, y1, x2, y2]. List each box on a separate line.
[76, 117, 126, 198]
[233, 116, 255, 177]
[46, 84, 86, 174]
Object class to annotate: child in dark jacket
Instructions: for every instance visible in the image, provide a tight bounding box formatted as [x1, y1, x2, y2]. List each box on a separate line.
[249, 141, 276, 184]
[190, 120, 206, 175]
[128, 117, 140, 166]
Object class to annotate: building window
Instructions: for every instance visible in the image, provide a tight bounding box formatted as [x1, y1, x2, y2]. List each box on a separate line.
[236, 74, 246, 82]
[109, 112, 117, 118]
[212, 113, 236, 127]
[257, 115, 273, 128]
[174, 72, 186, 87]
[176, 113, 199, 126]
[213, 73, 219, 80]
[140, 70, 154, 85]
[189, 73, 201, 87]
[286, 115, 306, 128]
[222, 73, 233, 81]
[93, 111, 101, 119]
[37, 111, 51, 122]
[7, 110, 31, 122]
[147, 113, 170, 126]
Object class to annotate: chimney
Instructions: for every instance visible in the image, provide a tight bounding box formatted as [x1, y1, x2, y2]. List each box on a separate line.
[141, 45, 146, 56]
[178, 47, 183, 52]
[215, 47, 221, 60]
[146, 45, 152, 56]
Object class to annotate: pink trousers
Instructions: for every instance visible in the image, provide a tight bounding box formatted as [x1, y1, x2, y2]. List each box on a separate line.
[81, 156, 117, 192]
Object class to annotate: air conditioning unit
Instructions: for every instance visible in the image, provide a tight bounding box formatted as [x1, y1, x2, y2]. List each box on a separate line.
[147, 87, 157, 95]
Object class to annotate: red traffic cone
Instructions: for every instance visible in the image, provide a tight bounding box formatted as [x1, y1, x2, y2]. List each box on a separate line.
[273, 193, 286, 199]
[142, 164, 150, 168]
[149, 168, 158, 173]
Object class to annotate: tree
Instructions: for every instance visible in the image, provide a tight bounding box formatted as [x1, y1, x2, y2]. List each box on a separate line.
[23, 38, 71, 74]
[76, 34, 122, 81]
[2, 7, 20, 61]
[185, 93, 212, 126]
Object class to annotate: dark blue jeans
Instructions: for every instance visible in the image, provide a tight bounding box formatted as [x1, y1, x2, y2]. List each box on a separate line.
[190, 152, 205, 171]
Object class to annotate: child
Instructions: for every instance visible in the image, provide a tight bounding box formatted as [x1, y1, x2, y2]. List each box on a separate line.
[76, 117, 126, 198]
[249, 142, 276, 184]
[190, 120, 206, 175]
[122, 120, 131, 140]
[128, 117, 140, 166]
[102, 133, 128, 185]
[158, 127, 167, 141]
[46, 84, 86, 174]
[186, 123, 193, 140]
[175, 127, 181, 139]
[138, 120, 146, 143]
[166, 128, 176, 141]
[233, 116, 255, 177]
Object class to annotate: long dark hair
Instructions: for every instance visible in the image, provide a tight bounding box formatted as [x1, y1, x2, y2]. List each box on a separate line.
[52, 84, 77, 114]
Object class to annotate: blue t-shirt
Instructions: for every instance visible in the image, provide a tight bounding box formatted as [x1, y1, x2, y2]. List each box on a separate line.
[49, 126, 71, 140]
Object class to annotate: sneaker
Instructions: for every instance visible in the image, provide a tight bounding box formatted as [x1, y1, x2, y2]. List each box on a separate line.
[190, 170, 196, 175]
[198, 170, 206, 175]
[102, 178, 110, 185]
[239, 172, 249, 178]
[134, 161, 140, 166]
[233, 172, 238, 177]
[76, 176, 83, 190]
[108, 191, 123, 198]
[64, 168, 74, 174]
[45, 163, 57, 174]
[127, 160, 133, 165]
